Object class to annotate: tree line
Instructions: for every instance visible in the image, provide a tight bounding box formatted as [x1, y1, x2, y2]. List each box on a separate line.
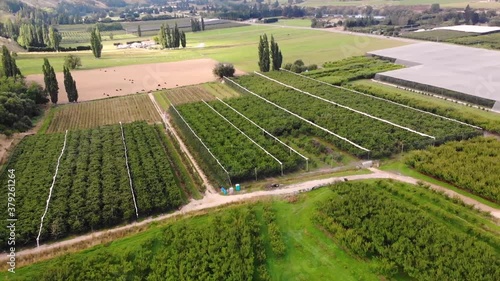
[258, 34, 283, 72]
[42, 58, 79, 104]
[190, 17, 205, 32]
[158, 23, 186, 49]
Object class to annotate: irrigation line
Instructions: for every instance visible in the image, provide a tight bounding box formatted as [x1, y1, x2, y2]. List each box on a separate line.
[119, 122, 139, 219]
[168, 102, 232, 184]
[280, 68, 482, 130]
[36, 130, 68, 248]
[255, 71, 436, 140]
[202, 100, 284, 175]
[224, 77, 370, 152]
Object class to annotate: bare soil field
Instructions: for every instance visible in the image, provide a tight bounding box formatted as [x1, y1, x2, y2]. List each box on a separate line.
[26, 58, 244, 104]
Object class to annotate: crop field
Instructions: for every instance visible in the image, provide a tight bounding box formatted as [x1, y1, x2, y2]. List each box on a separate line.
[317, 180, 500, 280]
[348, 80, 500, 133]
[447, 32, 500, 50]
[16, 25, 407, 75]
[264, 71, 480, 141]
[402, 30, 474, 41]
[227, 73, 480, 158]
[163, 86, 216, 105]
[8, 179, 498, 280]
[0, 122, 189, 249]
[406, 137, 500, 204]
[172, 100, 305, 183]
[44, 95, 161, 133]
[60, 30, 133, 46]
[305, 56, 404, 85]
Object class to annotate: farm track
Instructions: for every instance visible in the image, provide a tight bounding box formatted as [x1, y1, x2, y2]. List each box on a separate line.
[148, 93, 216, 194]
[3, 167, 498, 269]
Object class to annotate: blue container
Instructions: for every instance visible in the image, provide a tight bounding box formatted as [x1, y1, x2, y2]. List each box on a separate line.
[235, 184, 241, 191]
[221, 187, 227, 195]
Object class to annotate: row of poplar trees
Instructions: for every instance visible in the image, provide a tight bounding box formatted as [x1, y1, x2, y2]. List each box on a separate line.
[158, 23, 186, 49]
[90, 26, 103, 58]
[258, 34, 283, 72]
[42, 59, 78, 104]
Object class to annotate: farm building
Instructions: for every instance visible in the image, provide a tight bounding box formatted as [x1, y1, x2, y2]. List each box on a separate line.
[367, 42, 500, 110]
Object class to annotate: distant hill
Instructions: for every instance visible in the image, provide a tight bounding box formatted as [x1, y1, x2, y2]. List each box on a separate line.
[6, 0, 147, 9]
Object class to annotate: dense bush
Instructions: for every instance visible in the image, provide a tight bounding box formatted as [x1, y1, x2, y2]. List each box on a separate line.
[26, 45, 91, 52]
[406, 137, 500, 203]
[212, 62, 235, 78]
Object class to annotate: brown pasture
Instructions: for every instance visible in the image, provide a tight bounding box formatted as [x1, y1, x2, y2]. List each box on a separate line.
[26, 58, 244, 104]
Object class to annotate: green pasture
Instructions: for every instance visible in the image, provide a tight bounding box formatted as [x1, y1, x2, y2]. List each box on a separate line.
[16, 25, 407, 75]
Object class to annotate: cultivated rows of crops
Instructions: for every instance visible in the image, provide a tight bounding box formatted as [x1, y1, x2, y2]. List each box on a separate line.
[164, 86, 215, 105]
[316, 180, 500, 281]
[263, 71, 480, 142]
[0, 122, 186, 249]
[406, 137, 500, 204]
[46, 95, 161, 133]
[229, 75, 436, 158]
[172, 100, 304, 183]
[305, 56, 403, 85]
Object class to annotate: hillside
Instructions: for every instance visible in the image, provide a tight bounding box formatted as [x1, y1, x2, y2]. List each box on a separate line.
[6, 0, 147, 9]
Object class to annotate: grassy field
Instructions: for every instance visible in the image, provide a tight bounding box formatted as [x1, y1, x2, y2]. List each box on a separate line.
[42, 95, 161, 133]
[269, 18, 313, 27]
[348, 80, 500, 133]
[16, 25, 407, 75]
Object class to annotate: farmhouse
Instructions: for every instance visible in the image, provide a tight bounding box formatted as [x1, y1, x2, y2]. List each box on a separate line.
[368, 42, 500, 110]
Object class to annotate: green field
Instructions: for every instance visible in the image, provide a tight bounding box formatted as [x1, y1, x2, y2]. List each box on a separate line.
[402, 30, 474, 41]
[16, 25, 407, 75]
[5, 180, 497, 280]
[269, 18, 313, 28]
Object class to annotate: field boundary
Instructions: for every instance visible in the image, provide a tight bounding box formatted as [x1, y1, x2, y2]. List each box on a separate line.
[280, 68, 483, 130]
[168, 103, 232, 184]
[217, 97, 309, 170]
[255, 71, 436, 139]
[202, 101, 284, 175]
[119, 122, 139, 219]
[224, 77, 370, 152]
[36, 130, 68, 248]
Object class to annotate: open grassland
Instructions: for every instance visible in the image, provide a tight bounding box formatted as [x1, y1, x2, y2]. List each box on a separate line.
[5, 180, 497, 280]
[0, 122, 193, 250]
[348, 80, 500, 133]
[405, 137, 500, 204]
[16, 25, 407, 75]
[43, 95, 161, 133]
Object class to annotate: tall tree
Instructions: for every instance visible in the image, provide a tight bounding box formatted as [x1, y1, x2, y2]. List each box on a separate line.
[158, 24, 166, 48]
[63, 66, 78, 102]
[42, 58, 58, 104]
[270, 35, 283, 71]
[48, 26, 61, 51]
[1, 46, 21, 78]
[464, 5, 472, 25]
[258, 35, 264, 71]
[173, 23, 180, 48]
[166, 24, 172, 48]
[90, 26, 103, 58]
[201, 17, 205, 31]
[180, 31, 186, 48]
[137, 25, 142, 37]
[262, 34, 270, 72]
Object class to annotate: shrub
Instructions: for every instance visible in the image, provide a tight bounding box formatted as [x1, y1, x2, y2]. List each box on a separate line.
[212, 63, 235, 78]
[64, 54, 82, 70]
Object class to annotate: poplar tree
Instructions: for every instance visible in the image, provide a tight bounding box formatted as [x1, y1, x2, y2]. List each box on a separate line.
[201, 17, 205, 31]
[262, 34, 270, 72]
[173, 23, 180, 48]
[1, 46, 21, 78]
[180, 31, 186, 48]
[137, 25, 142, 37]
[270, 35, 283, 71]
[49, 26, 61, 51]
[63, 66, 78, 102]
[90, 26, 103, 58]
[42, 58, 58, 104]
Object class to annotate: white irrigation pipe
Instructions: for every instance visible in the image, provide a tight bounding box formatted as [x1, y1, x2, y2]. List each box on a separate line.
[281, 68, 482, 130]
[224, 77, 370, 152]
[255, 71, 436, 140]
[119, 122, 139, 219]
[36, 130, 68, 248]
[216, 98, 308, 162]
[169, 102, 232, 184]
[203, 101, 284, 175]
